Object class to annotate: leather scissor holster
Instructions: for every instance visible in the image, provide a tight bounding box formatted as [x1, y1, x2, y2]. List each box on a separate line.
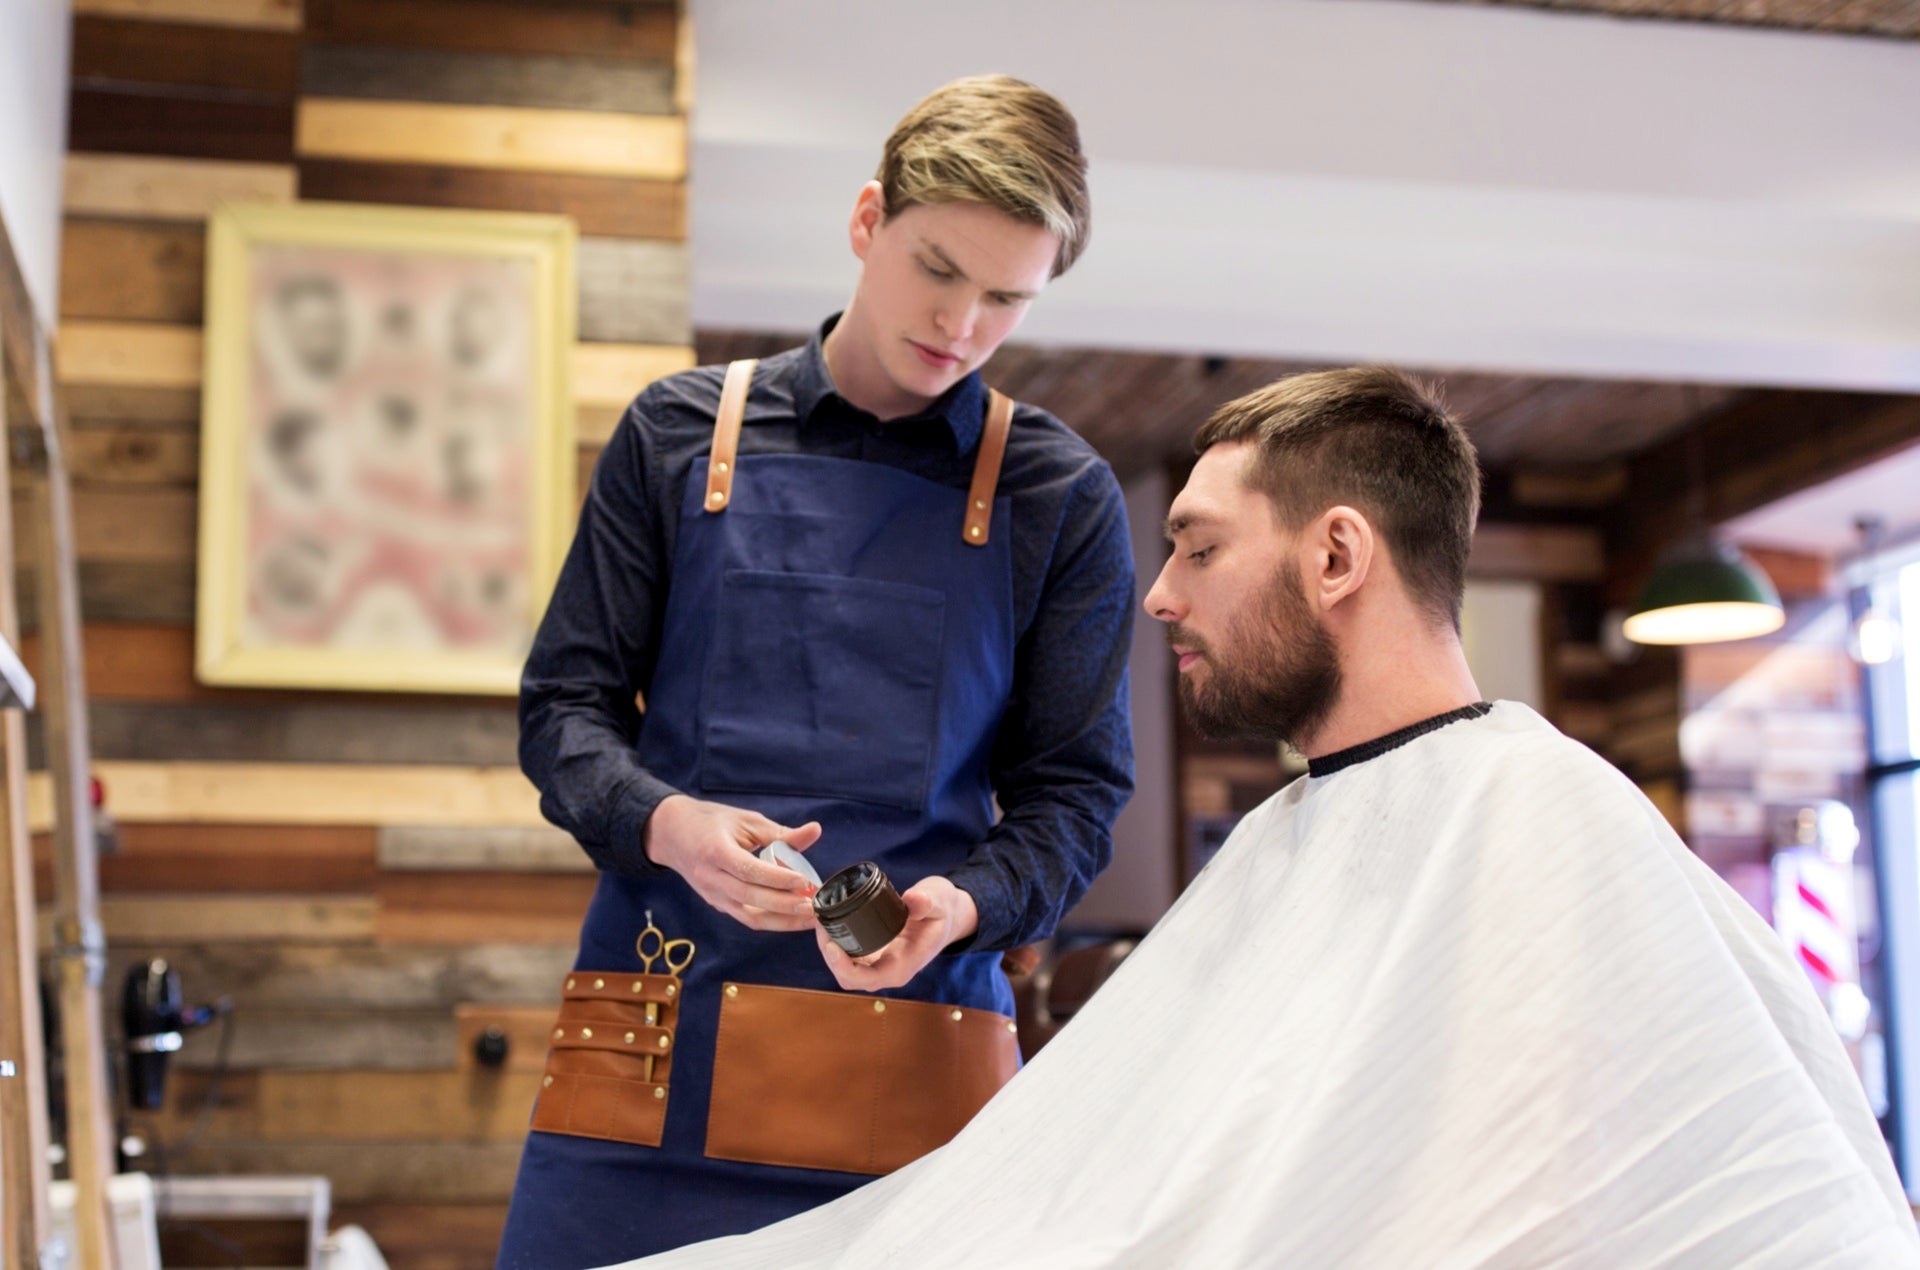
[530, 971, 680, 1147]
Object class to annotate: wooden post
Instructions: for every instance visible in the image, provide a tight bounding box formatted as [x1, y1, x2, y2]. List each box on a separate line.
[0, 330, 55, 1270]
[26, 378, 118, 1268]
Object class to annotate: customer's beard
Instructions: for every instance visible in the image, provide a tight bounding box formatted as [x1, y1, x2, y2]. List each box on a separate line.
[1174, 564, 1340, 748]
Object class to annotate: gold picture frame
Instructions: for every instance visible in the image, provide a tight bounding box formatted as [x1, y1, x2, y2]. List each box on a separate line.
[197, 201, 576, 695]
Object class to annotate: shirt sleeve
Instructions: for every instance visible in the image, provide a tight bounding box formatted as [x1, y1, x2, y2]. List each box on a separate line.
[517, 394, 679, 877]
[945, 462, 1137, 950]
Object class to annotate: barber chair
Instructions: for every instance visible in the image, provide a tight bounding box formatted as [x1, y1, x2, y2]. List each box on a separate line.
[1012, 938, 1137, 1060]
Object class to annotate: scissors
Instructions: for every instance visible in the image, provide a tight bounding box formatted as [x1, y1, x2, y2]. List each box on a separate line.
[636, 911, 696, 977]
[637, 911, 694, 1083]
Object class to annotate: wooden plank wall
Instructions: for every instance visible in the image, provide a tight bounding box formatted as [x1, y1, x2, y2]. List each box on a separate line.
[31, 2, 693, 1263]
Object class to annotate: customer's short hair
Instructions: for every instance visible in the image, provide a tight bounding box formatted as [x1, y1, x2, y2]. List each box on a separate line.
[1195, 367, 1481, 630]
[876, 75, 1091, 277]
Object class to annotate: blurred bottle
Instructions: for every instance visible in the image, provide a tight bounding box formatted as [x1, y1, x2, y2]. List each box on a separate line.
[91, 775, 119, 858]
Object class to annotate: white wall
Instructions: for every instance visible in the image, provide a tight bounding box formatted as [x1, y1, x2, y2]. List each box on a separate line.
[1068, 469, 1177, 931]
[0, 0, 71, 331]
[1461, 580, 1546, 712]
[690, 0, 1920, 391]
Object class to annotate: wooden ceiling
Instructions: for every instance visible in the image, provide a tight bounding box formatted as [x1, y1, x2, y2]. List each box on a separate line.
[1425, 0, 1920, 40]
[695, 329, 1743, 482]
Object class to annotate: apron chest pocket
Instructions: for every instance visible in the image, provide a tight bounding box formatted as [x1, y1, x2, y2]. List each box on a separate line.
[700, 569, 945, 813]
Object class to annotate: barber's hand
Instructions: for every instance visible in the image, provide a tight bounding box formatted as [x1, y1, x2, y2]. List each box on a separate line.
[644, 794, 822, 931]
[815, 875, 979, 991]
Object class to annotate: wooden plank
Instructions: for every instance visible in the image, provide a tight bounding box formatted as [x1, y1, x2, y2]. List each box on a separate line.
[64, 423, 199, 485]
[295, 98, 685, 179]
[1467, 522, 1604, 583]
[251, 1068, 538, 1139]
[72, 0, 302, 31]
[298, 159, 684, 241]
[65, 153, 296, 222]
[144, 1068, 537, 1142]
[22, 622, 534, 706]
[574, 342, 696, 441]
[27, 761, 543, 832]
[36, 823, 378, 894]
[161, 1140, 524, 1203]
[455, 1005, 558, 1073]
[41, 698, 521, 766]
[307, 0, 677, 61]
[104, 941, 573, 1011]
[378, 825, 592, 874]
[376, 872, 596, 946]
[59, 322, 695, 436]
[326, 1204, 509, 1270]
[178, 1008, 456, 1071]
[72, 14, 299, 96]
[301, 45, 674, 115]
[62, 382, 200, 426]
[56, 320, 201, 390]
[70, 87, 296, 165]
[1554, 642, 1610, 680]
[1509, 464, 1627, 509]
[577, 238, 689, 345]
[12, 485, 194, 566]
[0, 214, 41, 426]
[59, 218, 206, 325]
[40, 894, 376, 944]
[16, 561, 196, 629]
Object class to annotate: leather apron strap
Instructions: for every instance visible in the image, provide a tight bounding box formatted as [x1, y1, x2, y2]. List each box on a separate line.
[705, 363, 1014, 547]
[703, 358, 757, 513]
[962, 389, 1014, 547]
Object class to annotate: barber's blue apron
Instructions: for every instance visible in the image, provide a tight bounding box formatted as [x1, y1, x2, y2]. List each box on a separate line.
[498, 363, 1020, 1267]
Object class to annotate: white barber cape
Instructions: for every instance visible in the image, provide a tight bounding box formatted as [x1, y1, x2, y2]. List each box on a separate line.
[619, 702, 1919, 1269]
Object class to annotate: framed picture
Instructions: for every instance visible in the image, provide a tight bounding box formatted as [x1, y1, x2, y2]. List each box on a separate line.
[197, 202, 576, 695]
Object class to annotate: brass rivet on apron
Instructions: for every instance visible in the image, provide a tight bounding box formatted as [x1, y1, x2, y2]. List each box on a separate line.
[717, 461, 729, 474]
[724, 984, 738, 999]
[968, 525, 983, 539]
[625, 1031, 636, 1044]
[657, 1035, 670, 1049]
[975, 499, 986, 510]
[1006, 1021, 1017, 1033]
[666, 984, 678, 998]
[543, 1075, 553, 1088]
[631, 980, 643, 993]
[565, 977, 575, 990]
[553, 1028, 564, 1039]
[873, 1001, 886, 1014]
[581, 1027, 593, 1039]
[593, 977, 605, 989]
[653, 1086, 666, 1100]
[950, 1009, 963, 1022]
[708, 490, 726, 507]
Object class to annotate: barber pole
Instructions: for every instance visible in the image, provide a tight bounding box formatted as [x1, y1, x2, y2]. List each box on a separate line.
[1771, 844, 1861, 1028]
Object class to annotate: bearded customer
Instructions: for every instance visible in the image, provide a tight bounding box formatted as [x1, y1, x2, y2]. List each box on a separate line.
[618, 366, 1919, 1269]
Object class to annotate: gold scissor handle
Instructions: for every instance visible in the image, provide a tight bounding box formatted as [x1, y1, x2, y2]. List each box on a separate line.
[662, 938, 695, 977]
[635, 910, 666, 973]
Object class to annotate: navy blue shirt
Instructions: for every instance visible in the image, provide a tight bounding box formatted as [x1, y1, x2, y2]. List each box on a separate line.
[518, 318, 1136, 950]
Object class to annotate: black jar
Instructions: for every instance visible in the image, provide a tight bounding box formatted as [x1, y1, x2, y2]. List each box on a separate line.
[812, 861, 908, 957]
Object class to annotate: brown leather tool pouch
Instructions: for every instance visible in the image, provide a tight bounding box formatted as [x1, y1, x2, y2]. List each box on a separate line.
[705, 982, 1019, 1176]
[530, 971, 680, 1148]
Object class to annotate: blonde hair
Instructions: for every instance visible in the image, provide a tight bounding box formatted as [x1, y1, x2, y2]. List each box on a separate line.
[877, 75, 1091, 277]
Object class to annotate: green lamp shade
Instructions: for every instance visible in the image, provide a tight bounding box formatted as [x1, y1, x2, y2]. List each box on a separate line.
[1623, 540, 1785, 646]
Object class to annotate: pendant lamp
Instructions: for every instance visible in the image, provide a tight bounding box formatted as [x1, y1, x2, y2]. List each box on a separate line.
[1622, 393, 1784, 646]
